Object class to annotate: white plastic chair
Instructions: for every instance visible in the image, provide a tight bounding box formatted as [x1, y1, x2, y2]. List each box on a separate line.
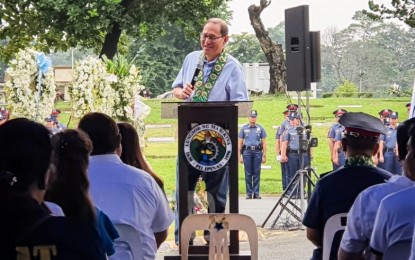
[180, 213, 258, 260]
[383, 240, 411, 260]
[109, 224, 142, 260]
[322, 213, 348, 260]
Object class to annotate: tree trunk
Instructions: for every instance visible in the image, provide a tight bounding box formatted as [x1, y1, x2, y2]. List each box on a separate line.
[248, 0, 286, 94]
[99, 22, 122, 59]
[99, 0, 133, 59]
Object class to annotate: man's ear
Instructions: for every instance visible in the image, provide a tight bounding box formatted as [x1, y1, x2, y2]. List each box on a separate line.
[372, 142, 380, 156]
[223, 35, 230, 45]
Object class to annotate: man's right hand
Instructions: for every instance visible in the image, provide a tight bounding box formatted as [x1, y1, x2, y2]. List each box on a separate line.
[174, 83, 194, 99]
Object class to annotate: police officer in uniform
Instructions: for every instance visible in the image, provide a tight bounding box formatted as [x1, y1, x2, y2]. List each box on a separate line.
[280, 112, 308, 196]
[303, 112, 392, 260]
[275, 109, 290, 190]
[275, 104, 298, 190]
[378, 112, 402, 174]
[328, 109, 347, 170]
[373, 109, 393, 165]
[238, 110, 267, 199]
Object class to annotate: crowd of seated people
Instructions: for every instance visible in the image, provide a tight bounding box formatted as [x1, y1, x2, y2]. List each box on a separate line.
[0, 113, 173, 259]
[304, 113, 415, 260]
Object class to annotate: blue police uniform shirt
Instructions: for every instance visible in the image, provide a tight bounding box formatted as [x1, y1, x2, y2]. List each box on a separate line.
[328, 123, 343, 139]
[334, 126, 345, 142]
[276, 120, 290, 139]
[282, 126, 300, 150]
[172, 50, 249, 101]
[380, 126, 397, 149]
[239, 124, 267, 147]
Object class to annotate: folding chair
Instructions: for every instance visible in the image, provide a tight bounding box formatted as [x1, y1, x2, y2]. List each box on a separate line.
[180, 213, 258, 260]
[322, 213, 347, 260]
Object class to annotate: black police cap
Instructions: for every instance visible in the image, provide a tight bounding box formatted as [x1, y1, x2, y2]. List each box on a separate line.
[339, 112, 388, 137]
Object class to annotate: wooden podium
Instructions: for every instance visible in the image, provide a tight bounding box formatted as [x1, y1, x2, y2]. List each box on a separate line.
[162, 101, 253, 259]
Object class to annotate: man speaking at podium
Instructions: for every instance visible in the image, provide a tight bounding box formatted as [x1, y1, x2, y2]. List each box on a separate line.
[172, 17, 248, 244]
[172, 17, 248, 102]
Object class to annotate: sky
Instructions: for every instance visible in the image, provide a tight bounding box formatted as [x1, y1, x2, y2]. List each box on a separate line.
[228, 0, 384, 34]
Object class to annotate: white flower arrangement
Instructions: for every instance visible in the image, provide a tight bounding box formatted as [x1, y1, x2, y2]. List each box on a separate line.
[70, 57, 115, 118]
[70, 55, 148, 138]
[4, 48, 56, 122]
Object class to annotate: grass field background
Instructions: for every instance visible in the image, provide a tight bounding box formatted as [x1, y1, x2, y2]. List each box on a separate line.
[57, 95, 409, 196]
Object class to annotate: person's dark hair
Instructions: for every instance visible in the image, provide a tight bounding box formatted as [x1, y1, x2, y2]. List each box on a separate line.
[206, 18, 229, 36]
[397, 118, 415, 160]
[343, 136, 378, 154]
[409, 125, 415, 159]
[0, 118, 52, 197]
[45, 129, 96, 223]
[78, 112, 120, 155]
[117, 122, 164, 191]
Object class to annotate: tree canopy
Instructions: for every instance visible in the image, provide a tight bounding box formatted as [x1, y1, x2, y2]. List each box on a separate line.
[0, 0, 229, 61]
[367, 0, 415, 28]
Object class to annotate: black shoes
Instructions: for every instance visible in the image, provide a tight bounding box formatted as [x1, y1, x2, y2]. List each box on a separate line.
[253, 195, 261, 199]
[246, 194, 252, 199]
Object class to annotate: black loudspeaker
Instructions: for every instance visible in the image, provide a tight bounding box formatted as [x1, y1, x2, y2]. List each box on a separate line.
[310, 31, 321, 82]
[285, 5, 311, 91]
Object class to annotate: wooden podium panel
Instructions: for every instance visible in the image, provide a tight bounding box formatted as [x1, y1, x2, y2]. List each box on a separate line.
[163, 101, 252, 259]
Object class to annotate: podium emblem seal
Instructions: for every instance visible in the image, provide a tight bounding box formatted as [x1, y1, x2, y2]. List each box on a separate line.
[184, 124, 232, 172]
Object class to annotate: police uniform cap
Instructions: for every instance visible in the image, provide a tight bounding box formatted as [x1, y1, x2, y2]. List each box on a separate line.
[333, 109, 347, 117]
[45, 117, 54, 122]
[282, 110, 289, 115]
[378, 108, 393, 117]
[250, 110, 258, 118]
[339, 112, 388, 137]
[288, 112, 300, 119]
[286, 104, 299, 111]
[51, 109, 61, 116]
[390, 112, 398, 119]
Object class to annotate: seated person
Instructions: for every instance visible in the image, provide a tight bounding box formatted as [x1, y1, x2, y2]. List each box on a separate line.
[303, 112, 391, 260]
[338, 118, 415, 259]
[78, 112, 173, 259]
[45, 129, 119, 256]
[0, 118, 105, 260]
[370, 124, 415, 258]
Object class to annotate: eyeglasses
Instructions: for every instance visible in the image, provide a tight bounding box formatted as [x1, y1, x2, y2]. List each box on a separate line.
[200, 34, 225, 42]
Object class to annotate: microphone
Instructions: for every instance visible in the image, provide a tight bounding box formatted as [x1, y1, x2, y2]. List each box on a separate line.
[190, 63, 203, 89]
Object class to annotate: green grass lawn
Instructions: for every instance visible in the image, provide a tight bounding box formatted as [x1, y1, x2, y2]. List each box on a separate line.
[57, 95, 410, 195]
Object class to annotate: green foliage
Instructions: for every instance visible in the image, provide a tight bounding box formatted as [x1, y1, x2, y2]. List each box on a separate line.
[321, 11, 415, 94]
[335, 80, 359, 94]
[227, 33, 266, 63]
[0, 0, 230, 61]
[322, 93, 334, 98]
[357, 92, 374, 98]
[103, 53, 135, 78]
[367, 0, 415, 28]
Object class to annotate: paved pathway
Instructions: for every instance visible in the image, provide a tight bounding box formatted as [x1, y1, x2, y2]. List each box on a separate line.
[157, 196, 315, 259]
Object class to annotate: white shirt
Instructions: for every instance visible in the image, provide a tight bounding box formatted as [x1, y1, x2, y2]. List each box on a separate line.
[341, 175, 413, 256]
[88, 154, 174, 260]
[44, 201, 65, 216]
[370, 186, 415, 255]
